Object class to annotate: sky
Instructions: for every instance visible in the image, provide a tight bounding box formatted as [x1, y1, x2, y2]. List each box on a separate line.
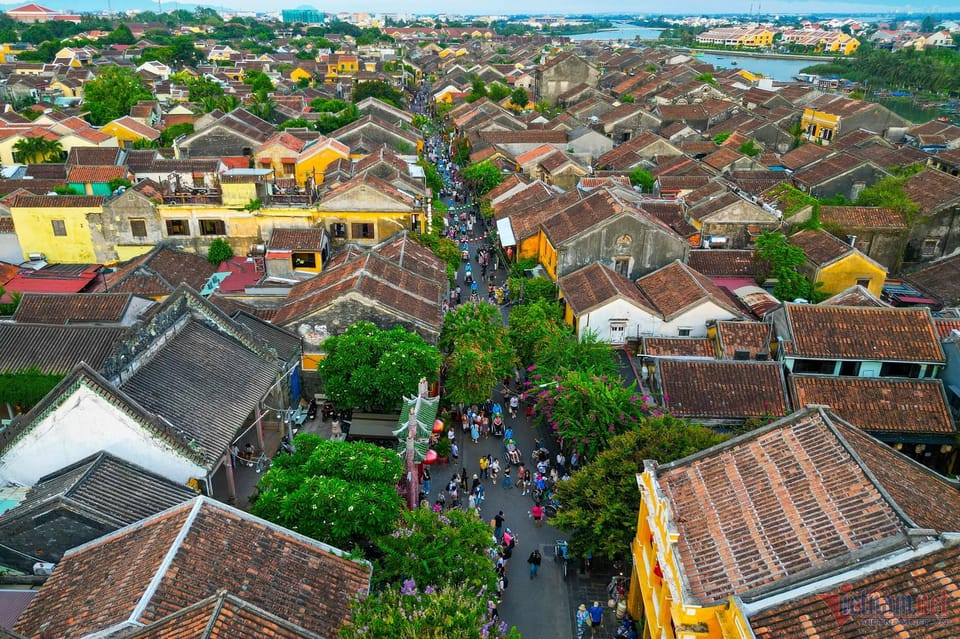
[8, 0, 955, 16]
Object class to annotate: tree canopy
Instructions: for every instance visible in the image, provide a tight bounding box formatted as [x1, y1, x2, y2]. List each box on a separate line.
[352, 80, 405, 108]
[251, 433, 404, 548]
[629, 167, 655, 192]
[318, 321, 441, 412]
[461, 160, 503, 197]
[440, 303, 516, 406]
[13, 137, 63, 164]
[82, 66, 153, 126]
[552, 420, 727, 560]
[754, 231, 821, 302]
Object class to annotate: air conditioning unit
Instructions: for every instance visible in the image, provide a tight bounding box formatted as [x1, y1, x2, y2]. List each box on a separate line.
[249, 244, 265, 256]
[27, 252, 45, 261]
[33, 562, 56, 576]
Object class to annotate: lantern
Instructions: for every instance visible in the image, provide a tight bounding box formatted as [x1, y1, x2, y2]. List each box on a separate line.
[432, 419, 444, 434]
[424, 449, 438, 465]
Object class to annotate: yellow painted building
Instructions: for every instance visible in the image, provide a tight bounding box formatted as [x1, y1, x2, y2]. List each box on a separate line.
[295, 137, 351, 187]
[736, 29, 775, 48]
[9, 194, 103, 263]
[800, 107, 839, 143]
[790, 228, 887, 297]
[534, 229, 558, 281]
[289, 66, 314, 84]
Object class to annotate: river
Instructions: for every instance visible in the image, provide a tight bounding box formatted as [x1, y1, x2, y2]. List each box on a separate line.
[568, 23, 813, 82]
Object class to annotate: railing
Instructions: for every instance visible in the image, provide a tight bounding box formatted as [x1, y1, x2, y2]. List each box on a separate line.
[162, 192, 223, 205]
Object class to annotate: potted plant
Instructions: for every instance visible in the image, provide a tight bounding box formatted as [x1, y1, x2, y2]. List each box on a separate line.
[433, 436, 451, 466]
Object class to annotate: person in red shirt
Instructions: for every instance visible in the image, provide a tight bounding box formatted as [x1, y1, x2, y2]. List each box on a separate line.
[531, 503, 544, 527]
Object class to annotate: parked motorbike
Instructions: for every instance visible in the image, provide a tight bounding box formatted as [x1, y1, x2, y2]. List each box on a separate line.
[278, 435, 296, 456]
[321, 401, 335, 421]
[307, 398, 318, 421]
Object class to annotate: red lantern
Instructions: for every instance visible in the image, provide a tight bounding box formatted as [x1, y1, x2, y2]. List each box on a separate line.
[432, 419, 444, 434]
[424, 450, 438, 465]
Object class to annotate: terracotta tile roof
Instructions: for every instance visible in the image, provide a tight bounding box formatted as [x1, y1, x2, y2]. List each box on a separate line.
[779, 303, 943, 363]
[479, 129, 567, 145]
[372, 232, 447, 282]
[901, 168, 960, 213]
[635, 261, 744, 320]
[274, 252, 443, 330]
[778, 143, 832, 171]
[110, 115, 161, 140]
[124, 591, 325, 638]
[267, 227, 326, 251]
[702, 146, 747, 171]
[819, 285, 889, 307]
[790, 375, 955, 436]
[10, 194, 105, 208]
[789, 228, 853, 266]
[905, 254, 960, 306]
[558, 262, 655, 315]
[714, 320, 772, 359]
[12, 292, 134, 324]
[642, 337, 715, 358]
[501, 186, 572, 238]
[104, 246, 218, 296]
[655, 406, 954, 603]
[657, 359, 788, 420]
[13, 497, 371, 639]
[66, 165, 129, 183]
[792, 152, 877, 188]
[749, 542, 960, 639]
[541, 188, 647, 246]
[818, 205, 906, 229]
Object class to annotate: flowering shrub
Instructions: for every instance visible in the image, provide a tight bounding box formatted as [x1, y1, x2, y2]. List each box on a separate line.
[339, 580, 520, 639]
[530, 368, 661, 458]
[373, 507, 498, 593]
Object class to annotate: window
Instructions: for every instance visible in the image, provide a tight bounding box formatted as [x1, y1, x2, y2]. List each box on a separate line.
[51, 219, 66, 237]
[609, 322, 626, 343]
[614, 258, 630, 277]
[331, 223, 346, 238]
[856, 278, 871, 288]
[792, 359, 837, 374]
[839, 360, 861, 376]
[199, 219, 226, 236]
[130, 219, 147, 238]
[677, 327, 691, 337]
[922, 238, 940, 257]
[880, 361, 921, 378]
[166, 219, 189, 236]
[292, 252, 317, 269]
[351, 223, 374, 239]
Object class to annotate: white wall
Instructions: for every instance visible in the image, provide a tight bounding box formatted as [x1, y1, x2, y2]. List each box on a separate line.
[578, 299, 739, 342]
[0, 385, 205, 486]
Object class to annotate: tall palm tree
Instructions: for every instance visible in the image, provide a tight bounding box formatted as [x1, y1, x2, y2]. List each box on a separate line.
[13, 136, 64, 164]
[247, 91, 276, 123]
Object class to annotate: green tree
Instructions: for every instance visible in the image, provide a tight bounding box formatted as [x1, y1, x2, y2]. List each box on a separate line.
[629, 167, 655, 192]
[247, 91, 277, 122]
[552, 420, 727, 560]
[0, 367, 63, 409]
[465, 74, 487, 103]
[160, 122, 194, 147]
[754, 231, 818, 302]
[82, 66, 153, 125]
[507, 298, 566, 367]
[417, 158, 444, 194]
[318, 321, 441, 412]
[13, 136, 63, 163]
[243, 70, 275, 93]
[251, 434, 404, 548]
[488, 81, 510, 101]
[373, 508, 497, 592]
[104, 23, 135, 45]
[855, 171, 920, 222]
[461, 160, 503, 197]
[341, 582, 518, 639]
[0, 287, 22, 316]
[441, 303, 516, 406]
[738, 140, 761, 157]
[712, 131, 732, 145]
[532, 330, 618, 381]
[207, 238, 233, 264]
[187, 76, 224, 103]
[921, 16, 938, 32]
[509, 87, 529, 110]
[352, 80, 404, 108]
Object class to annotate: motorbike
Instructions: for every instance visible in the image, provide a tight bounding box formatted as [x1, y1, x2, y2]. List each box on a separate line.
[321, 401, 335, 421]
[615, 614, 638, 639]
[278, 435, 296, 456]
[307, 398, 318, 421]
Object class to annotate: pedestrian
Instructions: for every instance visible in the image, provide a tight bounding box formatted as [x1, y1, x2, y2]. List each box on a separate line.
[451, 441, 459, 460]
[473, 483, 485, 507]
[588, 601, 603, 638]
[509, 394, 519, 418]
[490, 457, 501, 480]
[523, 468, 532, 495]
[479, 454, 489, 479]
[460, 469, 469, 491]
[481, 413, 490, 439]
[531, 503, 544, 527]
[576, 604, 589, 639]
[468, 492, 477, 512]
[494, 511, 505, 541]
[502, 467, 512, 489]
[527, 548, 542, 579]
[437, 492, 446, 510]
[433, 499, 442, 513]
[556, 451, 566, 475]
[471, 474, 480, 493]
[422, 466, 431, 495]
[471, 420, 479, 444]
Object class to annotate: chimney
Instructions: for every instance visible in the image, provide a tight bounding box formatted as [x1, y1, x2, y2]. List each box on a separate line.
[847, 234, 857, 247]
